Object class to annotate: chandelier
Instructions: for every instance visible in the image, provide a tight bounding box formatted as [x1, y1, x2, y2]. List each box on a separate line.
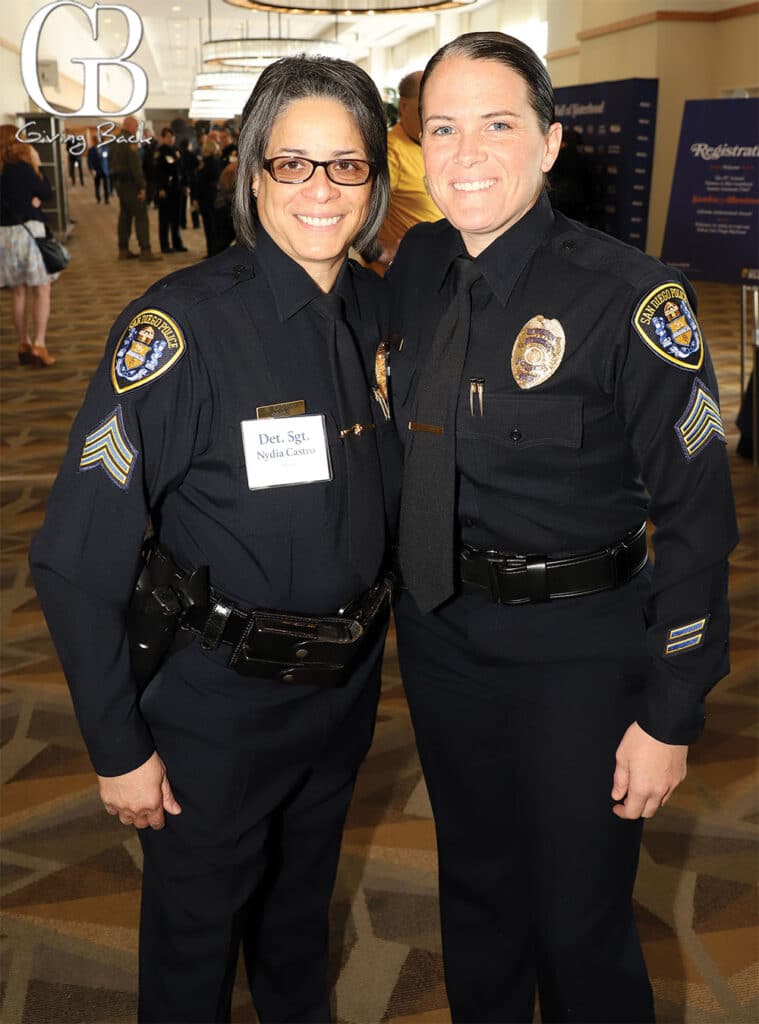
[203, 36, 346, 68]
[222, 0, 475, 13]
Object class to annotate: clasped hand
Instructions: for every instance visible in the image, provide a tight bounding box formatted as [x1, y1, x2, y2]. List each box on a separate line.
[98, 751, 182, 829]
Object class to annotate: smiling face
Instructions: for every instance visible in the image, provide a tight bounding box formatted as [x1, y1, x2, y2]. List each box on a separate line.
[421, 56, 561, 256]
[251, 96, 373, 291]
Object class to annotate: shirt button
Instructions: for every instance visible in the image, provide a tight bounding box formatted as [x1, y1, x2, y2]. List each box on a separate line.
[510, 429, 522, 444]
[464, 518, 475, 528]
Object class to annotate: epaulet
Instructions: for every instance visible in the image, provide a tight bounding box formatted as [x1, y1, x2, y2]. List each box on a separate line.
[550, 214, 663, 292]
[143, 247, 256, 307]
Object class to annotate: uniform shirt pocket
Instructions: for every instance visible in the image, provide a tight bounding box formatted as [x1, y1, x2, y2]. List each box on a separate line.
[459, 393, 584, 450]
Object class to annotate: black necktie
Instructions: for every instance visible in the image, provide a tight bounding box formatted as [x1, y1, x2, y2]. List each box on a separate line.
[312, 292, 384, 585]
[398, 257, 482, 612]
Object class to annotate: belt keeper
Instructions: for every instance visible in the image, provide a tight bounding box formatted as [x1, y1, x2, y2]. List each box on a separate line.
[200, 600, 233, 651]
[608, 542, 629, 588]
[525, 556, 549, 603]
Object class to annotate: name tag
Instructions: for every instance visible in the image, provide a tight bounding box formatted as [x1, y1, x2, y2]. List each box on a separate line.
[241, 414, 332, 490]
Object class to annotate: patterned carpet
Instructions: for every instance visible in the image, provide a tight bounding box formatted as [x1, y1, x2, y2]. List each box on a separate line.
[1, 187, 757, 1024]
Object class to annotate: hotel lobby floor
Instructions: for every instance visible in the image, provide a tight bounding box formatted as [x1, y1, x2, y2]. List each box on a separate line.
[1, 186, 757, 1023]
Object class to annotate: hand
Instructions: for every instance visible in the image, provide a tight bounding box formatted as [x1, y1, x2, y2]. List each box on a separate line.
[611, 722, 687, 819]
[98, 751, 182, 830]
[137, 188, 146, 201]
[158, 189, 167, 200]
[31, 196, 42, 209]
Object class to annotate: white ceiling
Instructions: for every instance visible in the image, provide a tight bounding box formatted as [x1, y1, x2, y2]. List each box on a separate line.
[119, 0, 445, 105]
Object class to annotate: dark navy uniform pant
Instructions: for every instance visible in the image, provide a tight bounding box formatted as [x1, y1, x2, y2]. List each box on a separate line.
[395, 572, 655, 1024]
[136, 630, 384, 1023]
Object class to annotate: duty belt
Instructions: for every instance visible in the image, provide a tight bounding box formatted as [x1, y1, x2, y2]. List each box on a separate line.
[128, 542, 394, 689]
[458, 522, 648, 605]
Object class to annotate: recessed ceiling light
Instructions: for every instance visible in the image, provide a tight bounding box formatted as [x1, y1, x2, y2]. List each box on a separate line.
[171, 4, 182, 10]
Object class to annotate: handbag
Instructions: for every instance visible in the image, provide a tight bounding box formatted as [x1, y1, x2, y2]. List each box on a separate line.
[25, 223, 71, 274]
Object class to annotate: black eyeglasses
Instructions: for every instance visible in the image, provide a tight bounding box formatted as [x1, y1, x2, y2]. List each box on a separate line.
[262, 156, 374, 186]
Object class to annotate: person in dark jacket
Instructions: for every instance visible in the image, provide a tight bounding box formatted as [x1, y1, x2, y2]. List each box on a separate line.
[154, 126, 189, 254]
[29, 56, 395, 1024]
[389, 31, 737, 1024]
[194, 137, 222, 257]
[87, 139, 111, 204]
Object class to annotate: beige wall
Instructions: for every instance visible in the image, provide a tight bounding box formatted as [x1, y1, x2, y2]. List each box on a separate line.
[547, 2, 759, 255]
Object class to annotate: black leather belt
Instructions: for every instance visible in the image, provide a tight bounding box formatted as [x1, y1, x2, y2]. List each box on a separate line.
[459, 522, 648, 605]
[177, 572, 393, 687]
[128, 541, 393, 689]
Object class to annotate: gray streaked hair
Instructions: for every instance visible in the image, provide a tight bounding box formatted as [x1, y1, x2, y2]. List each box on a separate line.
[233, 55, 389, 253]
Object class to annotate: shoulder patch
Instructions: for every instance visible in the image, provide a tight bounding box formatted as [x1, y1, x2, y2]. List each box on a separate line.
[111, 308, 186, 394]
[675, 377, 726, 461]
[79, 406, 137, 490]
[632, 282, 703, 371]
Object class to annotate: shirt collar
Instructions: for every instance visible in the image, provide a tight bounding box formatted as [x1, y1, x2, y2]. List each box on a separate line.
[434, 191, 555, 304]
[253, 221, 327, 322]
[476, 191, 554, 306]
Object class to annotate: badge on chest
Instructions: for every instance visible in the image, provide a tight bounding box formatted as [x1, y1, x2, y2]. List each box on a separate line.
[241, 414, 332, 490]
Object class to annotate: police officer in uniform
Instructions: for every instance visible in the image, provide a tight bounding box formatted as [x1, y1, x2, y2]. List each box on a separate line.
[107, 116, 159, 261]
[30, 56, 394, 1024]
[154, 126, 189, 254]
[389, 33, 737, 1024]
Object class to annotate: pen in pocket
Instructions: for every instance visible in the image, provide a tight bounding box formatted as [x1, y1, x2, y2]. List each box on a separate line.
[469, 378, 485, 416]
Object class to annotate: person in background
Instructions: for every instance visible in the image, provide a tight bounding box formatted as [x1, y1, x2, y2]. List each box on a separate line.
[179, 137, 201, 230]
[87, 136, 111, 204]
[29, 54, 395, 1024]
[367, 70, 441, 273]
[389, 31, 737, 1024]
[107, 116, 160, 261]
[211, 160, 237, 255]
[0, 124, 57, 366]
[155, 127, 189, 254]
[66, 136, 84, 186]
[217, 123, 239, 169]
[194, 136, 222, 258]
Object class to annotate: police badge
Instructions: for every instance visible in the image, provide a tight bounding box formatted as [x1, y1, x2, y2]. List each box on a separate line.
[373, 340, 391, 420]
[511, 316, 566, 390]
[111, 309, 186, 394]
[632, 283, 703, 371]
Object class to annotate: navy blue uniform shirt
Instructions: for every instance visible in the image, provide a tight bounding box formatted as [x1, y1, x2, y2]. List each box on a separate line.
[30, 229, 394, 776]
[388, 192, 738, 745]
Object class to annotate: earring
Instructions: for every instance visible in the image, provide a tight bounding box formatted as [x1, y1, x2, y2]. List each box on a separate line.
[251, 185, 257, 197]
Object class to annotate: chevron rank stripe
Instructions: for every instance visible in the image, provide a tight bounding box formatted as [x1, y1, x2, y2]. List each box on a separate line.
[664, 616, 709, 656]
[79, 406, 137, 490]
[675, 377, 726, 461]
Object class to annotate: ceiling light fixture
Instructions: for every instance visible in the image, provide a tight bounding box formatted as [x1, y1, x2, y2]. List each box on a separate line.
[223, 0, 475, 12]
[202, 36, 345, 68]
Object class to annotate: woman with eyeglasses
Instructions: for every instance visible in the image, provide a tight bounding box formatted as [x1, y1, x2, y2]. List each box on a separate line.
[31, 56, 396, 1023]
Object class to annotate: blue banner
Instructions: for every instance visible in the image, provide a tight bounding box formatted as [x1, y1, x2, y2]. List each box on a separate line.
[553, 79, 658, 249]
[661, 99, 759, 284]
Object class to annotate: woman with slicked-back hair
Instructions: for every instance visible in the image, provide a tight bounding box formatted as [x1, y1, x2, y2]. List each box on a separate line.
[389, 31, 736, 1024]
